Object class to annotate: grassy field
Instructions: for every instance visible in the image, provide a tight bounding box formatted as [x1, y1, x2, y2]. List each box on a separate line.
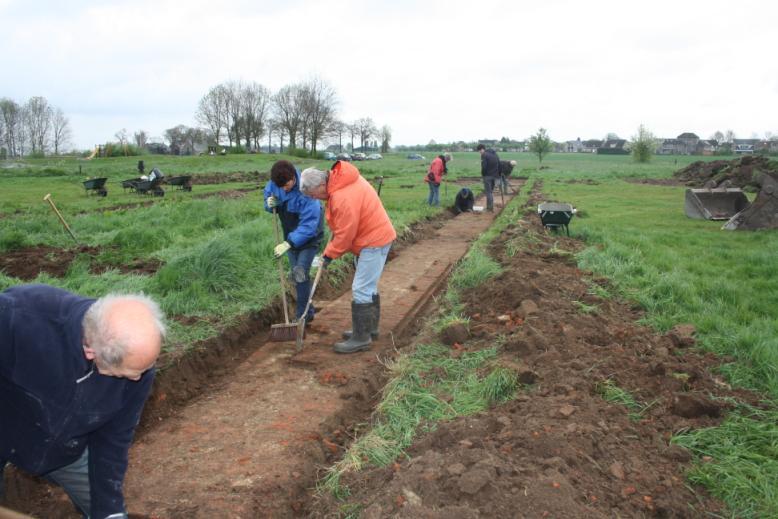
[3, 151, 776, 514]
[0, 152, 483, 349]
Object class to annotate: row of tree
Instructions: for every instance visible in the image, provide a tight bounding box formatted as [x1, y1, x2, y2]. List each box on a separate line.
[0, 96, 72, 157]
[193, 77, 392, 155]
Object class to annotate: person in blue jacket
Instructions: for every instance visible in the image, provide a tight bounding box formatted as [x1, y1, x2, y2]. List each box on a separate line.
[264, 160, 324, 322]
[0, 284, 166, 519]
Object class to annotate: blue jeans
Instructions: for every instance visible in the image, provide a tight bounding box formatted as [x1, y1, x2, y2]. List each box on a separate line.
[482, 176, 497, 210]
[500, 175, 509, 194]
[42, 448, 128, 518]
[352, 243, 392, 304]
[427, 182, 440, 206]
[286, 246, 317, 319]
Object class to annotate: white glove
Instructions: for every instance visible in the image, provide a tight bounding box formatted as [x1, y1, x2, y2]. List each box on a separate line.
[266, 196, 279, 208]
[273, 241, 291, 258]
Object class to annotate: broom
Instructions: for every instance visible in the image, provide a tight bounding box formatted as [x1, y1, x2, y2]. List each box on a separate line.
[295, 261, 325, 352]
[269, 206, 297, 341]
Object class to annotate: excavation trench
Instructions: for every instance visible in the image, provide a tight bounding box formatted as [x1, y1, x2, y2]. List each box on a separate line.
[4, 180, 523, 518]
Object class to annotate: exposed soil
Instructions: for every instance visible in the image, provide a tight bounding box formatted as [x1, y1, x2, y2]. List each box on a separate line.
[3, 176, 752, 518]
[0, 245, 162, 280]
[310, 186, 758, 518]
[673, 155, 778, 189]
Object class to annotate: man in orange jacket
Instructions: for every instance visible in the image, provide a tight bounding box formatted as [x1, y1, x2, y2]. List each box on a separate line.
[300, 161, 396, 353]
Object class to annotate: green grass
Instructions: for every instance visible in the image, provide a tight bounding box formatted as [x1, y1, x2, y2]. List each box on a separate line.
[596, 379, 657, 421]
[672, 403, 778, 518]
[0, 152, 488, 353]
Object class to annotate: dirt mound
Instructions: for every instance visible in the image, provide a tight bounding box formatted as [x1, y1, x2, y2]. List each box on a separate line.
[313, 188, 759, 518]
[0, 245, 162, 280]
[673, 155, 778, 189]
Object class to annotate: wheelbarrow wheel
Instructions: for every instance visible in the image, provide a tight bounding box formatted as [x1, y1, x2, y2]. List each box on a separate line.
[99, 189, 107, 197]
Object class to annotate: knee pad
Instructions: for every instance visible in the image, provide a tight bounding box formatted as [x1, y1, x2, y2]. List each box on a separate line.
[292, 266, 308, 283]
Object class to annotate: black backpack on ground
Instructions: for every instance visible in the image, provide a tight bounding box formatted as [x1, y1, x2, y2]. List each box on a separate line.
[454, 188, 474, 214]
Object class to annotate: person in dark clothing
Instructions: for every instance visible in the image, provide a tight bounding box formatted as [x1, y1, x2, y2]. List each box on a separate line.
[476, 144, 500, 211]
[454, 188, 475, 214]
[0, 284, 166, 519]
[498, 159, 517, 194]
[264, 160, 324, 322]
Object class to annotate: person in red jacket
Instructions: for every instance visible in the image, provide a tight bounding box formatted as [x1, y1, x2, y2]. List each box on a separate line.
[424, 153, 452, 206]
[300, 161, 396, 353]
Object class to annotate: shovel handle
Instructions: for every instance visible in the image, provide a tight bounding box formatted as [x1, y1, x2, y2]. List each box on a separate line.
[300, 263, 324, 321]
[43, 193, 79, 243]
[272, 206, 290, 324]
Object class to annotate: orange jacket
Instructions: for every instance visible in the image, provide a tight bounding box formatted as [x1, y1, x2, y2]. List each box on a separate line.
[425, 156, 446, 184]
[323, 161, 396, 259]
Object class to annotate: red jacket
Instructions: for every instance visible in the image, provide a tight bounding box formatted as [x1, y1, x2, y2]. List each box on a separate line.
[323, 161, 396, 259]
[425, 156, 446, 184]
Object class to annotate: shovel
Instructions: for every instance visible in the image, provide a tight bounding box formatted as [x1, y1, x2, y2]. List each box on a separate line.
[269, 207, 296, 342]
[295, 262, 325, 352]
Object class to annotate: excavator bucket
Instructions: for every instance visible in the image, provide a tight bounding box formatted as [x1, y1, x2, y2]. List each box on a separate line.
[723, 172, 778, 230]
[684, 188, 749, 220]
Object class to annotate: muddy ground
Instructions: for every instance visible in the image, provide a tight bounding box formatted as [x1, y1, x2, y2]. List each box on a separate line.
[310, 189, 758, 518]
[2, 181, 755, 518]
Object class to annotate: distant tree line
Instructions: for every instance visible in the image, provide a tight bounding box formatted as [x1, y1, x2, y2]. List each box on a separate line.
[190, 76, 392, 156]
[0, 96, 71, 158]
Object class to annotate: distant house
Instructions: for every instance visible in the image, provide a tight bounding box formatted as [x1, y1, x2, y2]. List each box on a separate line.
[565, 138, 583, 153]
[696, 140, 719, 155]
[581, 139, 603, 153]
[659, 139, 684, 155]
[677, 132, 700, 154]
[477, 139, 498, 148]
[756, 140, 778, 154]
[733, 139, 759, 154]
[597, 139, 628, 155]
[658, 133, 703, 155]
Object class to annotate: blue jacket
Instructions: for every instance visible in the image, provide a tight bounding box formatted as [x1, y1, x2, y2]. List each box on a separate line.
[263, 169, 324, 250]
[0, 284, 155, 518]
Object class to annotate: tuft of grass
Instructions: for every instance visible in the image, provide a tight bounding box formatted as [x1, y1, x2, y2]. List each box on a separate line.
[673, 403, 778, 518]
[596, 379, 655, 421]
[573, 300, 599, 315]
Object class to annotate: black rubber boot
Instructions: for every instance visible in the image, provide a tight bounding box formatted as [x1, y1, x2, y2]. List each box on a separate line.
[342, 294, 380, 340]
[334, 302, 373, 353]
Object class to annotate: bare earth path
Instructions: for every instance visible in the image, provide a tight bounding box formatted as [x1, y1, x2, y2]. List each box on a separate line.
[120, 185, 520, 517]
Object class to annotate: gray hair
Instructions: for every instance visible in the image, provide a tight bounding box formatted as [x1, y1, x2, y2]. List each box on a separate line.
[300, 167, 328, 196]
[82, 293, 166, 367]
[444, 153, 452, 162]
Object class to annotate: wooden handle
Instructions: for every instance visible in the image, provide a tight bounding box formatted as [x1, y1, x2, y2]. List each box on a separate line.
[272, 207, 290, 324]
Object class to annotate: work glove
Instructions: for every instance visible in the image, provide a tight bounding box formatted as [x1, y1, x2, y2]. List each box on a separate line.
[266, 195, 279, 208]
[322, 255, 333, 268]
[273, 241, 291, 258]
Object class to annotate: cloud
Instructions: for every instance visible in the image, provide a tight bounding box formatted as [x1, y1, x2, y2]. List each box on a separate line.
[1, 0, 777, 148]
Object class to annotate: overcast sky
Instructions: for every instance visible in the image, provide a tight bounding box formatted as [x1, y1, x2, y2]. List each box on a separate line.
[2, 0, 776, 150]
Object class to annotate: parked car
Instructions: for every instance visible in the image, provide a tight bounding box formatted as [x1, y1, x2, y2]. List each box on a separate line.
[352, 152, 367, 161]
[336, 153, 352, 161]
[322, 151, 337, 160]
[367, 153, 383, 160]
[407, 153, 425, 160]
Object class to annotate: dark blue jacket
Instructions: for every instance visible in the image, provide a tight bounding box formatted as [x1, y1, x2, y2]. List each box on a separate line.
[481, 148, 501, 177]
[263, 169, 324, 250]
[0, 284, 155, 518]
